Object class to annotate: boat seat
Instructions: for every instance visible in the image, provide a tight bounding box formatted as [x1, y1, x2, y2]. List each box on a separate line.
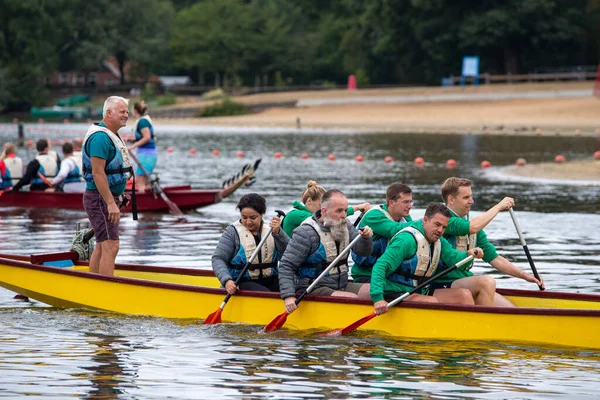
[31, 251, 78, 268]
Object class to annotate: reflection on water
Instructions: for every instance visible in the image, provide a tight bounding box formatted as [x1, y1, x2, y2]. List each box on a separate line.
[1, 127, 600, 397]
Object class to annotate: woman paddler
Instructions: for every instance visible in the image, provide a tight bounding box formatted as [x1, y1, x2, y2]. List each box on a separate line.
[127, 101, 157, 192]
[281, 180, 371, 237]
[212, 193, 289, 293]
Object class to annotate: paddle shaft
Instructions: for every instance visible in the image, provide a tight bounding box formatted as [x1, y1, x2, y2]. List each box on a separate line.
[508, 208, 544, 290]
[296, 233, 363, 304]
[128, 150, 183, 215]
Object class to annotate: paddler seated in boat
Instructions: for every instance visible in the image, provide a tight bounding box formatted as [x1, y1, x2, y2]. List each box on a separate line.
[371, 203, 484, 314]
[278, 189, 374, 314]
[431, 177, 545, 307]
[0, 142, 24, 190]
[351, 183, 417, 283]
[47, 142, 85, 193]
[72, 138, 83, 167]
[282, 180, 371, 237]
[11, 139, 59, 192]
[212, 193, 289, 293]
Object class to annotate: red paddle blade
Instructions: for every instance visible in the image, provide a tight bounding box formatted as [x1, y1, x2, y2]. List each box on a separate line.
[260, 312, 288, 333]
[320, 312, 377, 337]
[202, 308, 222, 325]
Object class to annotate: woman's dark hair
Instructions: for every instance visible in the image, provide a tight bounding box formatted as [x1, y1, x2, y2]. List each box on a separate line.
[134, 101, 149, 116]
[236, 193, 266, 214]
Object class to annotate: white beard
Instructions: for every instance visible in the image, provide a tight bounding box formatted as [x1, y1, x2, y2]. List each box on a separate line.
[324, 216, 347, 244]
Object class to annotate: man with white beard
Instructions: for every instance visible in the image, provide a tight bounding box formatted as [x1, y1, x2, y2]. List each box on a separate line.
[278, 189, 374, 314]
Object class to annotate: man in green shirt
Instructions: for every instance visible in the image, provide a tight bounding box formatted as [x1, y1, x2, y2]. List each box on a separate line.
[431, 177, 544, 306]
[371, 202, 483, 315]
[351, 183, 415, 283]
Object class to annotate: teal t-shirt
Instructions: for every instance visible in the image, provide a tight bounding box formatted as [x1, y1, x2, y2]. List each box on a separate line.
[84, 122, 127, 194]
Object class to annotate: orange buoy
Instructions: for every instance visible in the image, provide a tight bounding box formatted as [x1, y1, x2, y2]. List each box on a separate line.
[384, 156, 393, 164]
[167, 147, 174, 153]
[516, 158, 527, 167]
[188, 149, 197, 155]
[26, 140, 34, 148]
[328, 154, 336, 161]
[300, 153, 309, 159]
[414, 157, 425, 165]
[594, 151, 600, 160]
[481, 160, 491, 168]
[446, 159, 456, 168]
[554, 154, 565, 163]
[355, 155, 364, 162]
[274, 151, 282, 159]
[212, 149, 220, 156]
[236, 151, 245, 158]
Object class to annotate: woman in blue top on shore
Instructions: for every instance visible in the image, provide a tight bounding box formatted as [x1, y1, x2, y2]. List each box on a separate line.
[128, 101, 157, 192]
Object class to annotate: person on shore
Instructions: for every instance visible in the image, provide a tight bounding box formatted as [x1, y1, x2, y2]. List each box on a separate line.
[82, 96, 133, 276]
[11, 139, 58, 191]
[351, 183, 416, 283]
[212, 193, 289, 293]
[430, 177, 545, 306]
[371, 203, 483, 314]
[0, 142, 23, 190]
[49, 142, 85, 193]
[281, 180, 371, 237]
[127, 101, 156, 192]
[278, 189, 374, 314]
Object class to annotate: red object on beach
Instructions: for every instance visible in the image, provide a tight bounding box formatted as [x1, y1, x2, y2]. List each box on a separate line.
[328, 154, 336, 161]
[594, 151, 600, 160]
[167, 147, 174, 153]
[516, 158, 527, 167]
[300, 153, 309, 159]
[274, 152, 282, 159]
[384, 156, 393, 163]
[212, 149, 220, 156]
[414, 157, 424, 165]
[446, 159, 456, 168]
[355, 155, 364, 162]
[188, 149, 197, 155]
[554, 154, 566, 163]
[236, 151, 245, 158]
[347, 74, 357, 90]
[481, 160, 491, 168]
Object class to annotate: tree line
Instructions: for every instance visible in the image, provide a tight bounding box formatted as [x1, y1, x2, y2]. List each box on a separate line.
[1, 0, 599, 110]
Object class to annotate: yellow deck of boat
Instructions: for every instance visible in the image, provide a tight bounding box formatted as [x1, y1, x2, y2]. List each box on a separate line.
[0, 254, 599, 350]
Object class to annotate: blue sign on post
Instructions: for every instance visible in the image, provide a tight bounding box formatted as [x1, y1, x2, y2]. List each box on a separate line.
[461, 56, 480, 86]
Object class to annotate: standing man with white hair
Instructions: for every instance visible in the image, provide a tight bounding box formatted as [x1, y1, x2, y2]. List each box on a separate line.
[82, 96, 133, 276]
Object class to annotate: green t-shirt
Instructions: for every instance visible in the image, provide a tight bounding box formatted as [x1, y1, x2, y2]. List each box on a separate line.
[281, 200, 355, 237]
[370, 220, 471, 302]
[84, 122, 127, 194]
[440, 210, 499, 282]
[351, 204, 416, 280]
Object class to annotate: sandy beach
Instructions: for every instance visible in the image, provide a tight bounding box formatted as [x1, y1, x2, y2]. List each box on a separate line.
[155, 81, 600, 182]
[159, 81, 600, 136]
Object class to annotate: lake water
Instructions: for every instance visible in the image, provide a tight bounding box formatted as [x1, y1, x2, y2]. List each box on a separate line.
[1, 123, 599, 398]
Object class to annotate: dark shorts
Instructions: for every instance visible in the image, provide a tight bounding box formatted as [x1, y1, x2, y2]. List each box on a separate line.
[426, 281, 455, 296]
[83, 190, 120, 242]
[310, 282, 364, 296]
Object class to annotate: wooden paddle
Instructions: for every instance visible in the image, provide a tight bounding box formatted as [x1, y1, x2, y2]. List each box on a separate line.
[508, 208, 544, 290]
[204, 210, 286, 325]
[128, 150, 183, 215]
[321, 255, 475, 337]
[261, 231, 365, 333]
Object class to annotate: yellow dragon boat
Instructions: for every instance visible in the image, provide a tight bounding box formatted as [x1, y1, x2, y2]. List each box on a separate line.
[0, 252, 599, 350]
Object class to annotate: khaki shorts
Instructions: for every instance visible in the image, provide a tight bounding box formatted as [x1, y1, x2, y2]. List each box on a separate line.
[310, 282, 365, 296]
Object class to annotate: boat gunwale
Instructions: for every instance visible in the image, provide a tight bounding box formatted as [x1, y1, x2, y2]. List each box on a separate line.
[2, 254, 600, 318]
